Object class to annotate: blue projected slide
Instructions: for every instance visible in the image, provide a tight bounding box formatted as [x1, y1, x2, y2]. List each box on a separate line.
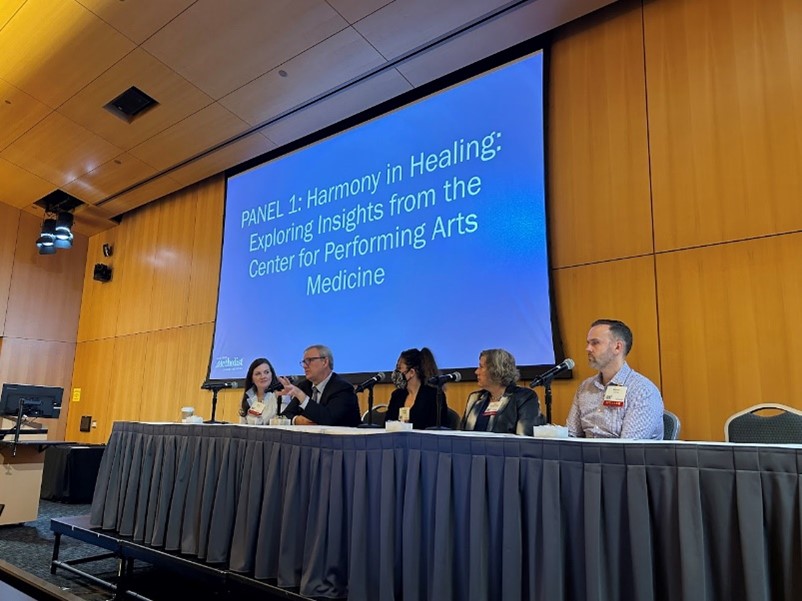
[209, 51, 554, 380]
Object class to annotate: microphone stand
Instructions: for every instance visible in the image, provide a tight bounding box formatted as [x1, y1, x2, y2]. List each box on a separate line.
[425, 384, 450, 430]
[357, 384, 381, 429]
[204, 388, 226, 424]
[543, 381, 553, 425]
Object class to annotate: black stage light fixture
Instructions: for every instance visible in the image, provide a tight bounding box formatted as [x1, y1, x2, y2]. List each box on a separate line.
[33, 190, 84, 255]
[53, 211, 74, 249]
[36, 218, 57, 254]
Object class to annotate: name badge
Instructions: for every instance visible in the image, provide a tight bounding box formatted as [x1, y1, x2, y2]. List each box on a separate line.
[603, 385, 627, 408]
[248, 401, 266, 416]
[483, 400, 503, 416]
[399, 407, 410, 422]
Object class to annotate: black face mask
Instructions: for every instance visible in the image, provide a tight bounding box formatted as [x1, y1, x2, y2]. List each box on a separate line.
[391, 369, 408, 390]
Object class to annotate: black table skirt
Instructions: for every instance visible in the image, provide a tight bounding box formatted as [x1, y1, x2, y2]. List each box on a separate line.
[41, 445, 106, 503]
[90, 422, 802, 601]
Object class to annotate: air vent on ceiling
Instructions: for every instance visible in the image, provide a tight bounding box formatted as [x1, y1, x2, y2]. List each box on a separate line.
[104, 86, 158, 123]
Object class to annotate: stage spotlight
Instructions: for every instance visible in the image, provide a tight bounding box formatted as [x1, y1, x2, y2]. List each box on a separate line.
[36, 218, 57, 253]
[33, 191, 83, 255]
[55, 211, 74, 240]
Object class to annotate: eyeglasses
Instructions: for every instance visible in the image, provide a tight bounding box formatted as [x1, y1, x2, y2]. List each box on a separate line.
[300, 356, 325, 367]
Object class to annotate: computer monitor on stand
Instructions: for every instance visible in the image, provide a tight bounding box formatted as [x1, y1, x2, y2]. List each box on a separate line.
[0, 384, 63, 452]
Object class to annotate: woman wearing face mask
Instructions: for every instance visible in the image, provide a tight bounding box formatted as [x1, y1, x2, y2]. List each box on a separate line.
[239, 357, 288, 425]
[385, 347, 449, 429]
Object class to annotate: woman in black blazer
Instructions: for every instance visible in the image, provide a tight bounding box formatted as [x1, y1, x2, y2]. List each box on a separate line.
[461, 349, 544, 436]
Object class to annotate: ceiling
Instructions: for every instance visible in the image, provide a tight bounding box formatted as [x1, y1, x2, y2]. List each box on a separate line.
[0, 0, 615, 237]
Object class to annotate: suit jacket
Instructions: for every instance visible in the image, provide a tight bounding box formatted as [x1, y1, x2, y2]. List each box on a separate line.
[460, 385, 545, 436]
[281, 372, 360, 427]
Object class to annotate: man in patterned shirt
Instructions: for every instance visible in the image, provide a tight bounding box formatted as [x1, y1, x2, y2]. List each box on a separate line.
[566, 319, 663, 439]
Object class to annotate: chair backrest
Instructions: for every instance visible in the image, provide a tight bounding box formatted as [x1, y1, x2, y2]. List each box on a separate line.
[361, 404, 389, 427]
[446, 408, 461, 430]
[725, 404, 802, 443]
[663, 410, 681, 440]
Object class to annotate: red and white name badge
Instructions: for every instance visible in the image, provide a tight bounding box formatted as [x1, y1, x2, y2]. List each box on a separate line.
[248, 401, 266, 416]
[602, 385, 627, 408]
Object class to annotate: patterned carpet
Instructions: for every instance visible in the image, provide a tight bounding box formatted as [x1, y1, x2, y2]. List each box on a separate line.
[0, 500, 236, 601]
[0, 500, 115, 600]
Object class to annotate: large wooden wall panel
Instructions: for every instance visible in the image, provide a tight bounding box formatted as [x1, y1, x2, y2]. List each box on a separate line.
[139, 324, 214, 423]
[105, 333, 150, 433]
[550, 256, 660, 426]
[0, 203, 20, 335]
[146, 191, 196, 331]
[186, 177, 224, 325]
[646, 0, 802, 251]
[114, 206, 160, 336]
[0, 337, 76, 440]
[548, 0, 652, 268]
[77, 228, 120, 341]
[68, 337, 116, 443]
[4, 212, 87, 341]
[656, 234, 802, 441]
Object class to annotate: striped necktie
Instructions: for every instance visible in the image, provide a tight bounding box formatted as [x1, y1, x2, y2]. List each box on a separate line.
[311, 387, 320, 403]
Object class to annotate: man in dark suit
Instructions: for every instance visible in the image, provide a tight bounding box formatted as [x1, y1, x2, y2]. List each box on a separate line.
[277, 344, 360, 427]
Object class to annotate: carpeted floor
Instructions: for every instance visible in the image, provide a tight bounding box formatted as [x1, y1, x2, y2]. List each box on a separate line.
[0, 500, 238, 601]
[0, 500, 116, 600]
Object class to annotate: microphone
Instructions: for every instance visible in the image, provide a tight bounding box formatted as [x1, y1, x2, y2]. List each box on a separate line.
[427, 372, 462, 386]
[355, 372, 385, 393]
[528, 358, 575, 388]
[265, 380, 284, 393]
[201, 380, 240, 391]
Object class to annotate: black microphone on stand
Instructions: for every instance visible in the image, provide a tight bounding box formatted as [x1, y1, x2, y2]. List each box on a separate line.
[201, 381, 239, 424]
[355, 373, 385, 393]
[427, 372, 462, 386]
[528, 358, 575, 388]
[356, 373, 385, 429]
[266, 380, 284, 393]
[529, 358, 574, 425]
[267, 376, 301, 418]
[425, 373, 460, 430]
[201, 380, 240, 391]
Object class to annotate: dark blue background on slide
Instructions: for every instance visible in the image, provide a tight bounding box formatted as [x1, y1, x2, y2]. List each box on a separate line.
[210, 51, 553, 379]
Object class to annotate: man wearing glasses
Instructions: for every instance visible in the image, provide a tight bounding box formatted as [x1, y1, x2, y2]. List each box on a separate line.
[277, 344, 360, 426]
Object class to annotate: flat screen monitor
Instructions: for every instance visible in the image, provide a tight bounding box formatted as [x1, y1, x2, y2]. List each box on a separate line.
[208, 48, 561, 382]
[0, 383, 63, 419]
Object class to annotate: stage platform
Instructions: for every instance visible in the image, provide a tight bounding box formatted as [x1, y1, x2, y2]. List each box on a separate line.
[50, 515, 314, 601]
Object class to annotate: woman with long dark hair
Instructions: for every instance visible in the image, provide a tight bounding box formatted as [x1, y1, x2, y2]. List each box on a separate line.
[239, 357, 287, 425]
[386, 347, 449, 429]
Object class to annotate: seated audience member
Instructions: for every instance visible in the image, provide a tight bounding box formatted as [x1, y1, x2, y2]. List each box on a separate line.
[277, 345, 360, 427]
[386, 347, 449, 429]
[461, 349, 544, 435]
[239, 357, 288, 425]
[566, 319, 663, 439]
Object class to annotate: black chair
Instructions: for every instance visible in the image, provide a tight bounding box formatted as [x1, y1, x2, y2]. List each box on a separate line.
[361, 403, 389, 427]
[725, 404, 802, 443]
[663, 410, 681, 440]
[446, 408, 461, 430]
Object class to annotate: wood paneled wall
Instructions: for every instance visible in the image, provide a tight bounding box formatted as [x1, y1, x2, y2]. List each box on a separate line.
[66, 0, 802, 442]
[0, 208, 87, 440]
[71, 179, 224, 442]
